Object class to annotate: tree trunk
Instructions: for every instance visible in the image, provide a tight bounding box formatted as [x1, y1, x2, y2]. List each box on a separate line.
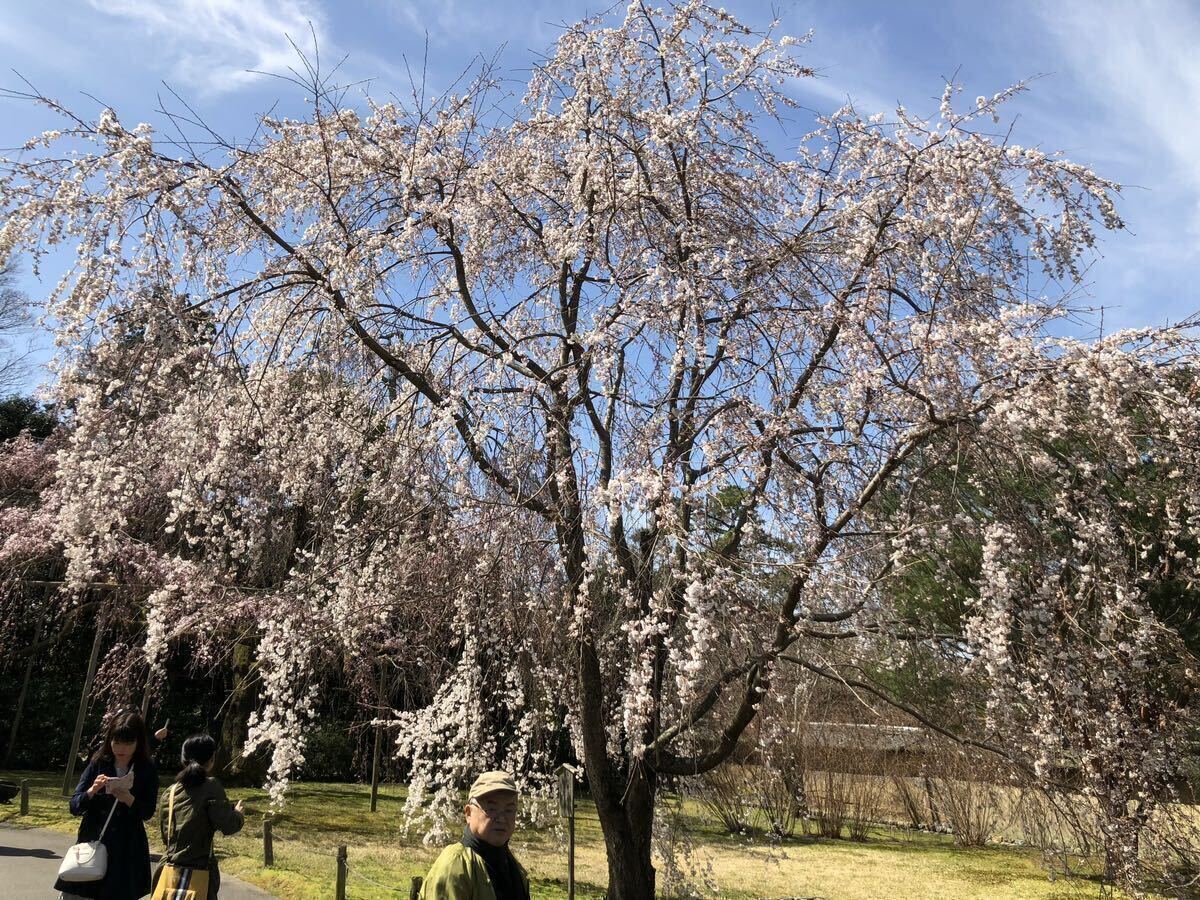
[574, 626, 661, 898]
[63, 610, 106, 795]
[1102, 808, 1140, 888]
[3, 613, 43, 767]
[592, 763, 657, 900]
[219, 642, 262, 777]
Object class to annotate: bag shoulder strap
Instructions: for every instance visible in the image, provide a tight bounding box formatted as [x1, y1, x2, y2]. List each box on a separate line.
[96, 764, 136, 843]
[167, 783, 178, 849]
[96, 793, 120, 842]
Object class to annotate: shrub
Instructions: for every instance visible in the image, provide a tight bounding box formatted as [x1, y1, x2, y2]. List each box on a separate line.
[928, 745, 1010, 848]
[845, 773, 888, 841]
[890, 775, 936, 830]
[295, 723, 355, 781]
[804, 766, 850, 838]
[696, 764, 759, 835]
[755, 764, 803, 839]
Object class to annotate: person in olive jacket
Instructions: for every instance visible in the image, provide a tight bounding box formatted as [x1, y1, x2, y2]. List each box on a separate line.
[419, 771, 530, 900]
[56, 711, 159, 900]
[155, 734, 244, 898]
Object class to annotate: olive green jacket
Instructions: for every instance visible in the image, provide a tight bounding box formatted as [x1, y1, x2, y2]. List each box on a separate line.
[418, 842, 530, 900]
[158, 777, 244, 869]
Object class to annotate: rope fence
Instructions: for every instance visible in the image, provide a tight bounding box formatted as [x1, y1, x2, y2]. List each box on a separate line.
[258, 812, 423, 899]
[253, 812, 822, 900]
[14, 779, 810, 899]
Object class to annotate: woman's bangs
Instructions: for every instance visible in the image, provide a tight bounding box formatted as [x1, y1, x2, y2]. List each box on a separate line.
[111, 725, 139, 743]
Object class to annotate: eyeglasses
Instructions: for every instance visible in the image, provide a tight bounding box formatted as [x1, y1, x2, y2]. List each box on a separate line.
[469, 799, 518, 821]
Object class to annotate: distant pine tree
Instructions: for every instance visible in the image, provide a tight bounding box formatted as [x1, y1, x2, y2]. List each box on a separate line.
[0, 395, 56, 441]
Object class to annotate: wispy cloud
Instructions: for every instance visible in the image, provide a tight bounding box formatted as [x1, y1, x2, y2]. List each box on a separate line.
[1022, 0, 1200, 326]
[1034, 0, 1200, 235]
[87, 0, 327, 95]
[783, 19, 900, 118]
[381, 0, 581, 53]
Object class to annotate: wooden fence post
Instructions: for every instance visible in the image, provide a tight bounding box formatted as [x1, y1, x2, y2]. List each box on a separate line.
[557, 763, 579, 900]
[369, 721, 382, 814]
[63, 613, 105, 796]
[263, 813, 274, 866]
[409, 875, 423, 899]
[370, 660, 389, 813]
[568, 810, 576, 900]
[335, 844, 347, 899]
[20, 779, 29, 815]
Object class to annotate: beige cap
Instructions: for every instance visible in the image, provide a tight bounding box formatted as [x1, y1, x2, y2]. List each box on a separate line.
[468, 770, 519, 800]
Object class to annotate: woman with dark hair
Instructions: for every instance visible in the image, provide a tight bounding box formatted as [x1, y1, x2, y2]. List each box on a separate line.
[153, 734, 244, 898]
[56, 711, 159, 900]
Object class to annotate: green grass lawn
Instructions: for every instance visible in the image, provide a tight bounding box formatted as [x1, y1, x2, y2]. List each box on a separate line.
[1, 769, 1130, 899]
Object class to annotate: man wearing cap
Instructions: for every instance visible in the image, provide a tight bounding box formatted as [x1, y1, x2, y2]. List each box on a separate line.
[418, 770, 531, 900]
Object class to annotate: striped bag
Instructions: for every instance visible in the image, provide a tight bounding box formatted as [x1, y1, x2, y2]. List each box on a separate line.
[151, 785, 211, 900]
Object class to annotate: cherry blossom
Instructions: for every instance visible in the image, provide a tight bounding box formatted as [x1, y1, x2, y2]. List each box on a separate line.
[2, 3, 1191, 895]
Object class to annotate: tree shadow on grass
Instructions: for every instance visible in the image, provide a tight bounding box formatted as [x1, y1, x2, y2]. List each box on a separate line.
[528, 875, 607, 899]
[262, 782, 414, 840]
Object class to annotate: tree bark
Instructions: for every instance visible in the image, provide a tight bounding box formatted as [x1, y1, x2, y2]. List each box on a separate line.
[572, 584, 660, 897]
[592, 763, 657, 900]
[219, 641, 261, 777]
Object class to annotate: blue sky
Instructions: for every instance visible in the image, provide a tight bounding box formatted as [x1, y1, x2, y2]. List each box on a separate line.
[2, 0, 1197, 390]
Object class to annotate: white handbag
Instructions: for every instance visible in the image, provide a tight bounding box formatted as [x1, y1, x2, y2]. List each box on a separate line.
[57, 788, 121, 883]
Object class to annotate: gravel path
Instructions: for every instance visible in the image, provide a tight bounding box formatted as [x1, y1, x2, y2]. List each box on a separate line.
[0, 824, 275, 899]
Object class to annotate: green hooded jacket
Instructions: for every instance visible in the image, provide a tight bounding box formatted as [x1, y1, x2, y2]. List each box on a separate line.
[158, 777, 244, 866]
[154, 776, 244, 898]
[418, 842, 530, 900]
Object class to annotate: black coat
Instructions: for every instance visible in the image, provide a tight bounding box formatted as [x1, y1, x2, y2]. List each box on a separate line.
[54, 758, 159, 900]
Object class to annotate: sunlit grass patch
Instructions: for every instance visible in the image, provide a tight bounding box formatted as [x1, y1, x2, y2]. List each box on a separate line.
[1, 770, 1140, 898]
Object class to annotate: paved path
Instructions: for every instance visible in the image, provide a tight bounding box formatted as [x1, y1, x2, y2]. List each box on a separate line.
[0, 824, 275, 898]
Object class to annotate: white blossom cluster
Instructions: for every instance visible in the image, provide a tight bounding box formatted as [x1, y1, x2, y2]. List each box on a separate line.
[886, 330, 1200, 887]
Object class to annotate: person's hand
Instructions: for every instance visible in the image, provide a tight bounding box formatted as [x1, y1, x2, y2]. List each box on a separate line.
[110, 784, 134, 806]
[154, 725, 169, 741]
[86, 774, 109, 798]
[233, 800, 244, 815]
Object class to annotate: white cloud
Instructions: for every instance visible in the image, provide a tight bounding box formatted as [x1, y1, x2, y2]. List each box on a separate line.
[381, 0, 568, 47]
[1035, 0, 1200, 233]
[781, 19, 899, 117]
[1024, 0, 1200, 327]
[87, 0, 327, 94]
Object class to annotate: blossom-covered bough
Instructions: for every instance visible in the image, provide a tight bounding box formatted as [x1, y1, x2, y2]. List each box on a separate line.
[884, 331, 1200, 889]
[2, 2, 1196, 895]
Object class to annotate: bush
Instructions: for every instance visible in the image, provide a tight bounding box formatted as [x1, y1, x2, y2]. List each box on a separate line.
[755, 764, 802, 839]
[804, 767, 849, 838]
[932, 775, 1005, 847]
[1012, 787, 1100, 880]
[1135, 803, 1200, 897]
[798, 725, 890, 841]
[696, 764, 759, 835]
[927, 745, 1010, 848]
[890, 775, 936, 830]
[845, 773, 888, 841]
